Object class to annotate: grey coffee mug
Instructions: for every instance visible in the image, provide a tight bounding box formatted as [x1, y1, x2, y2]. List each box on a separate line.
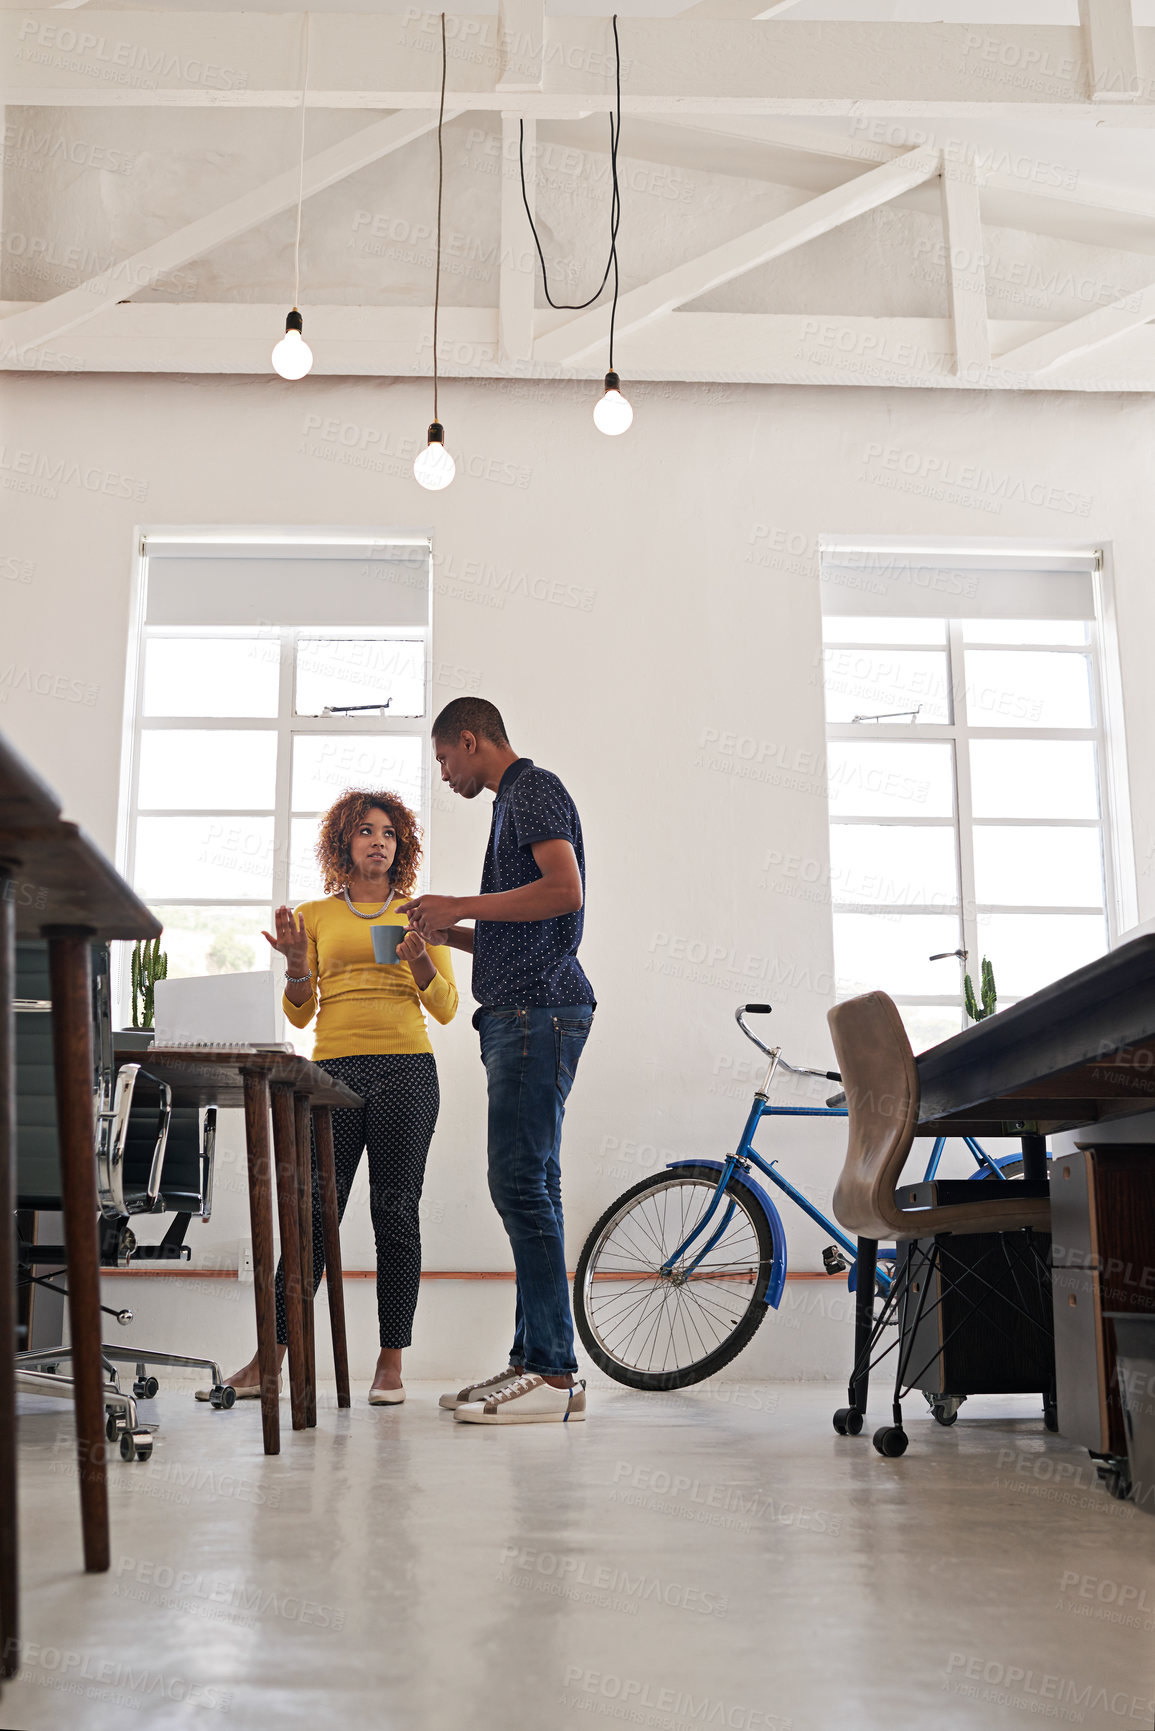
[371, 924, 406, 964]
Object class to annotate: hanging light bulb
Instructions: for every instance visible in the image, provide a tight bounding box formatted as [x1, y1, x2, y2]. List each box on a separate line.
[413, 421, 456, 491]
[594, 369, 632, 436]
[272, 309, 313, 380]
[415, 14, 455, 491]
[272, 19, 313, 381]
[516, 16, 627, 442]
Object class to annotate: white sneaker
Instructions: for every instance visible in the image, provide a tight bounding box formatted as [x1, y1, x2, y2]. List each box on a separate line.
[438, 1367, 523, 1411]
[454, 1374, 587, 1425]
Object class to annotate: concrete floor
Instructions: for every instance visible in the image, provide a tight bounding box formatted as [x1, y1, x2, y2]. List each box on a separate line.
[6, 1380, 1155, 1731]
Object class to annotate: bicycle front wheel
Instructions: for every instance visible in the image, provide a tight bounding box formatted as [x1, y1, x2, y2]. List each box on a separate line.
[574, 1165, 776, 1390]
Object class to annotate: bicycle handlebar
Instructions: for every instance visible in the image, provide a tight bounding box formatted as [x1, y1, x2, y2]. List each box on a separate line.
[734, 1003, 841, 1081]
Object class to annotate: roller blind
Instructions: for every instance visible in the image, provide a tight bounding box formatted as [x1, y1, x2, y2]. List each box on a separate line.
[144, 539, 431, 630]
[819, 547, 1098, 621]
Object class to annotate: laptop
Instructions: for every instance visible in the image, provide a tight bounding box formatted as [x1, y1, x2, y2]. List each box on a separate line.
[152, 971, 287, 1049]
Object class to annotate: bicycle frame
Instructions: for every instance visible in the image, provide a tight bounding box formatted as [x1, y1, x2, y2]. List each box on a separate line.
[659, 1007, 1015, 1307]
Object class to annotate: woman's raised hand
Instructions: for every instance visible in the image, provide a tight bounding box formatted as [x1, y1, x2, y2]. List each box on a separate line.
[395, 927, 427, 966]
[261, 906, 309, 972]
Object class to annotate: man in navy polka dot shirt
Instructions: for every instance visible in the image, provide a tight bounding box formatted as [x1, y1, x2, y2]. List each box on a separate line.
[402, 697, 596, 1426]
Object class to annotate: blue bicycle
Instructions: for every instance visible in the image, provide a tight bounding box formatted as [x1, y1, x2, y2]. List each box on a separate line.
[574, 1002, 1014, 1391]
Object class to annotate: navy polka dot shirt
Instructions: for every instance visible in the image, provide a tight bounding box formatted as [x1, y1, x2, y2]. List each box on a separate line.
[472, 758, 595, 1009]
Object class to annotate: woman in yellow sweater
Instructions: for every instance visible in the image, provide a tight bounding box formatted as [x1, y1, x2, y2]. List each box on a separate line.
[210, 788, 457, 1407]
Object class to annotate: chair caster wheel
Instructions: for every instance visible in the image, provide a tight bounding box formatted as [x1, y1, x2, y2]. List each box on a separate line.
[208, 1385, 237, 1410]
[133, 1376, 159, 1401]
[873, 1426, 908, 1457]
[931, 1401, 960, 1427]
[833, 1407, 863, 1436]
[1043, 1400, 1059, 1434]
[105, 1411, 127, 1443]
[1097, 1460, 1132, 1501]
[119, 1430, 153, 1463]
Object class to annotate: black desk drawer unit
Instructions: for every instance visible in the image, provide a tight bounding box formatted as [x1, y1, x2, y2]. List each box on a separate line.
[897, 1219, 1054, 1399]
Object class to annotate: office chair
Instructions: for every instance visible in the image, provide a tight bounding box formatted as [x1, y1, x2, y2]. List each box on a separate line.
[827, 989, 1054, 1457]
[15, 940, 235, 1461]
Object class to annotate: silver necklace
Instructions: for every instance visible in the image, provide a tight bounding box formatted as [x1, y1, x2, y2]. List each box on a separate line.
[343, 885, 395, 920]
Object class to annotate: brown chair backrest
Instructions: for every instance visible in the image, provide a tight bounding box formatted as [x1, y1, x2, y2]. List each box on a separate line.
[828, 990, 1052, 1240]
[828, 991, 921, 1240]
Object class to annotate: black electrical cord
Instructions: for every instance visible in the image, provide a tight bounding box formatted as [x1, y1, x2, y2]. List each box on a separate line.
[518, 14, 623, 367]
[432, 10, 448, 423]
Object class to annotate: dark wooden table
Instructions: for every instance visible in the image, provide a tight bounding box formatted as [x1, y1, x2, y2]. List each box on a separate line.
[1, 731, 161, 1684]
[829, 936, 1155, 1176]
[137, 1050, 361, 1452]
[829, 939, 1155, 1417]
[914, 934, 1155, 1176]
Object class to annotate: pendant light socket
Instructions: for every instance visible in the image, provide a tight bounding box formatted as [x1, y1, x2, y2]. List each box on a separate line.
[414, 421, 456, 491]
[272, 307, 313, 379]
[594, 369, 633, 436]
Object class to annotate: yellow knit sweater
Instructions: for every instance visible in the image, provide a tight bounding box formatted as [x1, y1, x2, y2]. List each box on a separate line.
[281, 897, 458, 1060]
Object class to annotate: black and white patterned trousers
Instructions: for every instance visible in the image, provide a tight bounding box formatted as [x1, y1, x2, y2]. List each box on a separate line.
[273, 1052, 440, 1351]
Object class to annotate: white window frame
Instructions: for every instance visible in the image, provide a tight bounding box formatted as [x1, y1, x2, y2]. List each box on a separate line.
[823, 549, 1131, 1028]
[116, 529, 433, 1020]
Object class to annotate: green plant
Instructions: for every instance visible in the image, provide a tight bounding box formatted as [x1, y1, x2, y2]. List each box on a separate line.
[131, 937, 168, 1030]
[964, 956, 997, 1023]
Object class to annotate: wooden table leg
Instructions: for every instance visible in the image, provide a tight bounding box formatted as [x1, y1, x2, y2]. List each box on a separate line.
[241, 1071, 279, 1456]
[313, 1106, 350, 1410]
[270, 1083, 306, 1432]
[293, 1093, 317, 1429]
[0, 875, 19, 1675]
[45, 930, 108, 1574]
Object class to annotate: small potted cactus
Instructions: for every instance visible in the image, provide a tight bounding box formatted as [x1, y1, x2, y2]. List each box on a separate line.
[964, 956, 997, 1023]
[118, 936, 168, 1045]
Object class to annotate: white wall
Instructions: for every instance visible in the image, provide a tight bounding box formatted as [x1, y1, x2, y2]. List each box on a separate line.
[4, 372, 1153, 1381]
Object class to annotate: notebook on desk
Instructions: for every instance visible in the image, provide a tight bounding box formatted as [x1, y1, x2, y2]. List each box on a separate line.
[153, 970, 284, 1048]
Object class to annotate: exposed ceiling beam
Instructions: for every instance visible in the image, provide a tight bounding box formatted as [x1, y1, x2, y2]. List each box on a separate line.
[994, 281, 1155, 374]
[497, 0, 543, 92]
[10, 302, 1155, 391]
[658, 116, 894, 168]
[6, 14, 1155, 122]
[1079, 0, 1138, 102]
[534, 146, 941, 366]
[941, 154, 990, 377]
[0, 107, 457, 360]
[663, 112, 1155, 230]
[677, 0, 806, 19]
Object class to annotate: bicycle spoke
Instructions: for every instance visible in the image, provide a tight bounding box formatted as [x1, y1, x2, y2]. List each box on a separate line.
[580, 1176, 770, 1377]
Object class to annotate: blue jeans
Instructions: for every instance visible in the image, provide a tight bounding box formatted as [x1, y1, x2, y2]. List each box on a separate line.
[475, 1004, 594, 1377]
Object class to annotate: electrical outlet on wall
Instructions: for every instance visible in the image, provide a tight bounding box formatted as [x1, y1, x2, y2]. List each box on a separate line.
[238, 1241, 254, 1284]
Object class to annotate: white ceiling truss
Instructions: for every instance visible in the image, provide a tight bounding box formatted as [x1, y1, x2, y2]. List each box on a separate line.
[7, 1, 1155, 389]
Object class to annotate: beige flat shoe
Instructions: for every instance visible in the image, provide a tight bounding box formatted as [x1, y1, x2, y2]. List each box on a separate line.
[194, 1377, 281, 1402]
[368, 1385, 406, 1406]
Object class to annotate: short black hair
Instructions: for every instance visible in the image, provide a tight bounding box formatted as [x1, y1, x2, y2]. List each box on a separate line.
[431, 696, 510, 746]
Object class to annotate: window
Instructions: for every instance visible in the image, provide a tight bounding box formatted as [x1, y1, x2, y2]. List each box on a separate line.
[119, 536, 432, 1000]
[820, 546, 1122, 1051]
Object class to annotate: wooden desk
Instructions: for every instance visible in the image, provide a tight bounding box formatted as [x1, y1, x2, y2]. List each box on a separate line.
[138, 1050, 361, 1451]
[0, 732, 161, 1683]
[828, 936, 1155, 1177]
[829, 942, 1155, 1446]
[916, 935, 1155, 1155]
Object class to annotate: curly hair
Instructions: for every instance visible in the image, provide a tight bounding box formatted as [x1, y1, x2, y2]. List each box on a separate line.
[315, 790, 423, 898]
